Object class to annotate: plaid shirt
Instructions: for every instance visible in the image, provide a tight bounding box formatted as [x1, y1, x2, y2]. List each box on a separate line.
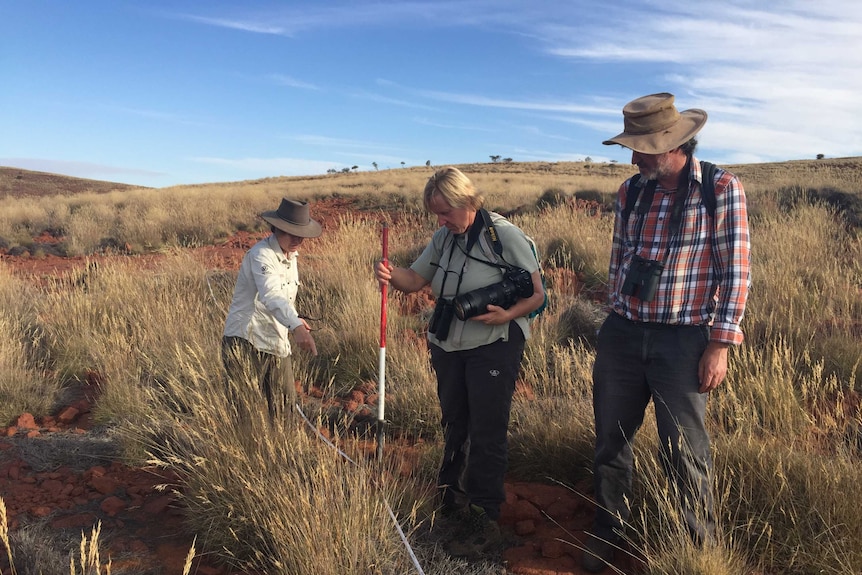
[608, 157, 751, 345]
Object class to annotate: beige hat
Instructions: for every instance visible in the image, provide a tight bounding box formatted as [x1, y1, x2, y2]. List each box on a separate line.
[261, 198, 322, 238]
[602, 93, 707, 154]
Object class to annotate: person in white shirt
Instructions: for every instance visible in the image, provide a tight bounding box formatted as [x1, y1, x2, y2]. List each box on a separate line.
[222, 198, 321, 420]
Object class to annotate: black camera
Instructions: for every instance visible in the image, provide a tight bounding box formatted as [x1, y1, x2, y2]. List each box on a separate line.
[428, 298, 455, 340]
[453, 267, 534, 321]
[620, 254, 664, 302]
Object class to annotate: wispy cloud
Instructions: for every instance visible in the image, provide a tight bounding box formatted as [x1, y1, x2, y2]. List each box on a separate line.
[266, 74, 320, 90]
[100, 104, 211, 127]
[411, 116, 496, 132]
[169, 2, 523, 37]
[175, 14, 290, 36]
[291, 134, 399, 152]
[352, 89, 439, 111]
[536, 0, 862, 160]
[1, 158, 164, 179]
[191, 156, 342, 174]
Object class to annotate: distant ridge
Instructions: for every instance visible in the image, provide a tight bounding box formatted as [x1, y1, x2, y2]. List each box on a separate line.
[0, 166, 145, 198]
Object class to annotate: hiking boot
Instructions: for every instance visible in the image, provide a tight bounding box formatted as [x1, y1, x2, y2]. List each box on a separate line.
[444, 505, 503, 560]
[581, 535, 617, 573]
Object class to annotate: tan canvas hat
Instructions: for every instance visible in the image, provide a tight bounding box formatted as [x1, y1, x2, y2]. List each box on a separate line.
[602, 93, 707, 154]
[261, 198, 322, 238]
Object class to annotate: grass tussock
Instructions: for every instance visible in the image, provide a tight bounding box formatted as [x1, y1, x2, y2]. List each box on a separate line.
[1, 160, 861, 574]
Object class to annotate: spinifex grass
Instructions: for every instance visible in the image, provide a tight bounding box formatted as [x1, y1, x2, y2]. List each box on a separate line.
[1, 160, 860, 573]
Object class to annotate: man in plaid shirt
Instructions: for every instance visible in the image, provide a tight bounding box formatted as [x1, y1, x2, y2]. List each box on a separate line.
[582, 93, 751, 573]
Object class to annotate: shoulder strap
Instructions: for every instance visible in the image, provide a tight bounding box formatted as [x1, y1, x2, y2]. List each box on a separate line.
[460, 209, 509, 271]
[622, 175, 657, 225]
[625, 162, 717, 222]
[622, 174, 640, 224]
[699, 160, 717, 217]
[477, 209, 504, 257]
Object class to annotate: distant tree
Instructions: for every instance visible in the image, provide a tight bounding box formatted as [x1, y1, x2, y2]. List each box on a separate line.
[372, 162, 378, 171]
[610, 159, 618, 164]
[490, 155, 501, 163]
[426, 160, 432, 167]
[401, 161, 406, 168]
[817, 153, 825, 160]
[327, 168, 337, 174]
[351, 165, 359, 172]
[341, 167, 351, 173]
[584, 156, 593, 163]
[502, 157, 513, 163]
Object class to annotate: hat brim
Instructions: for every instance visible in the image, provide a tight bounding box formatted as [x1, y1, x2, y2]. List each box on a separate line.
[603, 109, 707, 154]
[261, 212, 322, 238]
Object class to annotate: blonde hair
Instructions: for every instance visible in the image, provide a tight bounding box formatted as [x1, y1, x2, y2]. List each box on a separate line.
[423, 166, 484, 212]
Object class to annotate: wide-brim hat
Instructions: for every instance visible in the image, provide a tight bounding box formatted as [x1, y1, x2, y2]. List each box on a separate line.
[261, 198, 322, 238]
[602, 92, 707, 155]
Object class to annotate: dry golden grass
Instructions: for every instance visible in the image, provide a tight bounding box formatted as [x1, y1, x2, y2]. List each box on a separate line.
[1, 158, 861, 574]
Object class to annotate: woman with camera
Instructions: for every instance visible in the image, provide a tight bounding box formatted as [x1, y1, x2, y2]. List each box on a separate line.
[374, 166, 544, 559]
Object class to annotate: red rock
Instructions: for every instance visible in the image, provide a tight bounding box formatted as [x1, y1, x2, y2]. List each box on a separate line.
[514, 379, 536, 400]
[343, 400, 359, 412]
[540, 539, 568, 559]
[101, 496, 126, 516]
[544, 498, 582, 521]
[502, 543, 540, 564]
[57, 406, 80, 424]
[16, 413, 37, 430]
[31, 506, 52, 517]
[515, 519, 536, 535]
[510, 499, 542, 522]
[89, 474, 121, 495]
[51, 512, 98, 529]
[72, 399, 92, 413]
[143, 494, 175, 515]
[40, 478, 65, 497]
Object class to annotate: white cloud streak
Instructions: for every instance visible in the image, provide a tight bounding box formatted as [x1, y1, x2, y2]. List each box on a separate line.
[169, 1, 862, 164]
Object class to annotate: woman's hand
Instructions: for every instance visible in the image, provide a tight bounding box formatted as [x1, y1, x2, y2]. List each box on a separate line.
[470, 304, 512, 325]
[291, 323, 318, 356]
[374, 261, 429, 294]
[375, 260, 393, 286]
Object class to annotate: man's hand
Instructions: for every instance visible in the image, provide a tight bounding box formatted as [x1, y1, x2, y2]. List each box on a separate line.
[698, 341, 729, 393]
[292, 322, 318, 356]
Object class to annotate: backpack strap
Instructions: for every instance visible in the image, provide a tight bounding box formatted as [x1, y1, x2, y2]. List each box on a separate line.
[699, 160, 717, 217]
[622, 174, 657, 225]
[624, 161, 717, 223]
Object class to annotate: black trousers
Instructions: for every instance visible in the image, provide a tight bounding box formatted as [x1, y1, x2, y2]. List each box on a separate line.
[591, 312, 715, 543]
[430, 322, 525, 520]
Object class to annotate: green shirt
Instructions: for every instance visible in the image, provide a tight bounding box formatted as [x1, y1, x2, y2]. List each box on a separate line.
[411, 212, 538, 352]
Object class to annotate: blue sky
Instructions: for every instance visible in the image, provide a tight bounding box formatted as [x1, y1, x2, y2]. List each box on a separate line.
[2, 0, 861, 188]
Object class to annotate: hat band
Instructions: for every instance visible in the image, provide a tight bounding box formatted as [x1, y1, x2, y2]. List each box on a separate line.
[623, 106, 680, 135]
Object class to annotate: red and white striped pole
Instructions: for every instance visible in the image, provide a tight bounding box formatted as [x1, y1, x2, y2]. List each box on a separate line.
[376, 222, 389, 462]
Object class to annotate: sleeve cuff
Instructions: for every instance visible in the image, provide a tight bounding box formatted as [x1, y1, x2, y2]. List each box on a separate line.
[710, 323, 744, 346]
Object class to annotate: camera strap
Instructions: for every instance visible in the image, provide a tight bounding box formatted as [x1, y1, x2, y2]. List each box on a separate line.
[457, 209, 513, 272]
[435, 212, 488, 299]
[628, 160, 693, 265]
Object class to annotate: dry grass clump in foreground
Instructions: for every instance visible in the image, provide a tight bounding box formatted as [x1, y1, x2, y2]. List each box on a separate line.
[1, 159, 861, 574]
[1, 498, 196, 575]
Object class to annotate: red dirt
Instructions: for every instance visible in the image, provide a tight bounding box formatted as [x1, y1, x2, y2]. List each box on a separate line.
[0, 197, 635, 575]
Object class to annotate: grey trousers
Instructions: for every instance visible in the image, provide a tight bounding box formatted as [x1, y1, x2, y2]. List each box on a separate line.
[430, 322, 525, 520]
[222, 336, 295, 421]
[591, 312, 715, 543]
